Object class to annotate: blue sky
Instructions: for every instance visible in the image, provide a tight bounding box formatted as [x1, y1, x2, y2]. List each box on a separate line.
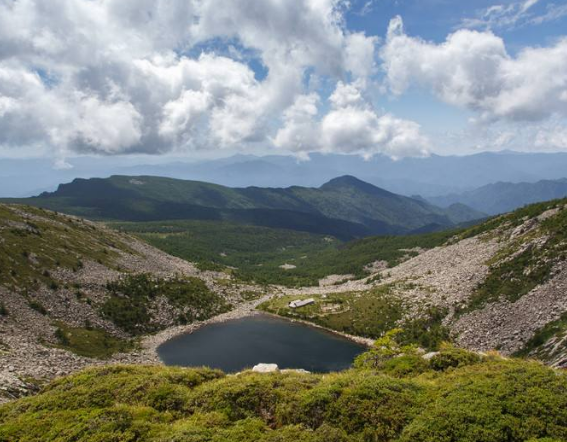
[347, 0, 567, 44]
[0, 0, 566, 163]
[346, 0, 567, 154]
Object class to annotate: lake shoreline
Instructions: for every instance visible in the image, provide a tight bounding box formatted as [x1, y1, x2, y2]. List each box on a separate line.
[0, 294, 373, 405]
[258, 311, 375, 348]
[137, 294, 273, 364]
[156, 307, 369, 373]
[143, 297, 374, 367]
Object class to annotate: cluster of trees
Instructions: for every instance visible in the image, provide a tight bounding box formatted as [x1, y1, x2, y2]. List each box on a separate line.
[101, 273, 229, 335]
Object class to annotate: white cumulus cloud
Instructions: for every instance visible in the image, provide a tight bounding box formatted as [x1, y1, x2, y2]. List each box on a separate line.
[381, 16, 567, 123]
[0, 0, 393, 161]
[274, 82, 430, 159]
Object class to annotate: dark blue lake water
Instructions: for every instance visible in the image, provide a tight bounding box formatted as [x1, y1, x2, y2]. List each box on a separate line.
[157, 314, 366, 373]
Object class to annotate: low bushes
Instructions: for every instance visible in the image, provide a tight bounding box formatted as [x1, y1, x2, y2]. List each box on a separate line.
[52, 321, 135, 359]
[2, 349, 567, 442]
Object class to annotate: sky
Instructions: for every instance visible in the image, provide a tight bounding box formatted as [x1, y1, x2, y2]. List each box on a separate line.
[0, 0, 566, 166]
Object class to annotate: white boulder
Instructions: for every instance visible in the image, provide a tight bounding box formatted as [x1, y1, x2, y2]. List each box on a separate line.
[422, 351, 439, 360]
[252, 363, 279, 373]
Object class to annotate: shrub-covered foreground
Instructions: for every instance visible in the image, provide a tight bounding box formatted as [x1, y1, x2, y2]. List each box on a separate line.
[1, 348, 567, 442]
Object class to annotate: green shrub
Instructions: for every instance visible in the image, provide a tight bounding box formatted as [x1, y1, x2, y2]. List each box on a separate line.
[28, 300, 47, 315]
[54, 327, 69, 346]
[382, 354, 430, 378]
[1, 358, 567, 442]
[354, 329, 418, 370]
[428, 344, 482, 371]
[398, 306, 450, 351]
[147, 383, 190, 413]
[400, 360, 567, 442]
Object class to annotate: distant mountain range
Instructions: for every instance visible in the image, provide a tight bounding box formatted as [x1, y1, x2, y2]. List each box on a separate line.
[3, 150, 567, 198]
[2, 175, 484, 239]
[429, 178, 567, 215]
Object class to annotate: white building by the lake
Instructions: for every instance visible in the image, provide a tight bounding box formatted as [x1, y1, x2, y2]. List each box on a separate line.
[289, 298, 315, 309]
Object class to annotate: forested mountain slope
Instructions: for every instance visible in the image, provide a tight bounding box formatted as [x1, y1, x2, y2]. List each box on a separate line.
[3, 175, 483, 238]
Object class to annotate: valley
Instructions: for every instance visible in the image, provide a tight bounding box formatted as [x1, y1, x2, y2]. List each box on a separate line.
[110, 219, 457, 286]
[2, 194, 567, 391]
[2, 186, 567, 441]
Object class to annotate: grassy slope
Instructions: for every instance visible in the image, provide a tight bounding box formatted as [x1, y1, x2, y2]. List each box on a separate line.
[0, 204, 133, 291]
[52, 321, 136, 359]
[259, 286, 449, 350]
[111, 220, 458, 287]
[1, 350, 567, 441]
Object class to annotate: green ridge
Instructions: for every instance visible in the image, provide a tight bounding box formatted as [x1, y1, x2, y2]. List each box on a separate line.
[2, 174, 484, 238]
[0, 204, 134, 291]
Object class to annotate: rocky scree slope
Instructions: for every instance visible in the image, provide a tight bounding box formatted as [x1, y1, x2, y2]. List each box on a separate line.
[0, 204, 258, 403]
[274, 198, 567, 368]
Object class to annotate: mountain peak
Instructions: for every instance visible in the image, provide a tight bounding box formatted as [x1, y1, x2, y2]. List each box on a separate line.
[321, 175, 368, 189]
[320, 175, 395, 196]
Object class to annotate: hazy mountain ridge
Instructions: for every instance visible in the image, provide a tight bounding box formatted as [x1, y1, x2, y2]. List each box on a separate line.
[429, 178, 567, 215]
[4, 151, 567, 198]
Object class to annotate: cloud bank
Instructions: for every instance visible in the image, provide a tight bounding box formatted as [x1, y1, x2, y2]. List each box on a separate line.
[0, 0, 429, 161]
[1, 1, 566, 160]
